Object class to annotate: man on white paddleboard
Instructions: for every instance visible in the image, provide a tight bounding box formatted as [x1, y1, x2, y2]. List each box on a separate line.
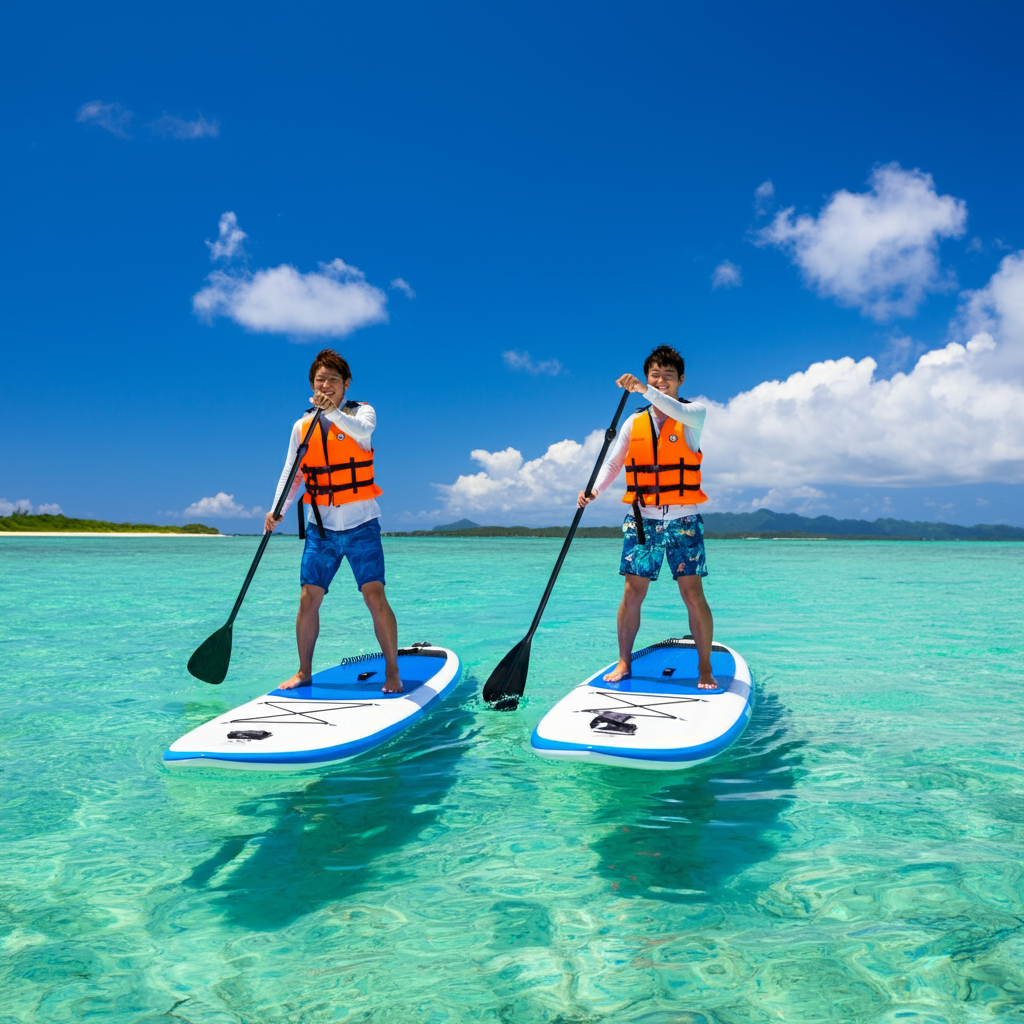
[264, 349, 403, 694]
[578, 345, 717, 690]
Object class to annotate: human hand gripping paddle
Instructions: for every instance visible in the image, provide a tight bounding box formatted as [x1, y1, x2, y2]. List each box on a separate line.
[482, 390, 631, 710]
[187, 409, 323, 684]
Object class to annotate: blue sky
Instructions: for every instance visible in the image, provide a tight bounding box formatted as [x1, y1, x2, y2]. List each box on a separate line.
[2, 1, 1022, 529]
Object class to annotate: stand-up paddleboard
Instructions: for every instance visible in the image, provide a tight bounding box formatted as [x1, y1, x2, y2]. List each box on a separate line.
[531, 637, 752, 770]
[165, 644, 460, 771]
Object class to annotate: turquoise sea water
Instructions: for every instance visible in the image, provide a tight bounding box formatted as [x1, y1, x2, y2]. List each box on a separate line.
[1, 535, 1022, 1024]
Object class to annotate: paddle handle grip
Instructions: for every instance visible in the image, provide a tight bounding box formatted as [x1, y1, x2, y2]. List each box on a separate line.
[523, 389, 631, 643]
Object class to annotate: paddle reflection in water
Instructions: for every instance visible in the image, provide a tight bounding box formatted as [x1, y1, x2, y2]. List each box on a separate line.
[591, 690, 804, 902]
[185, 681, 479, 930]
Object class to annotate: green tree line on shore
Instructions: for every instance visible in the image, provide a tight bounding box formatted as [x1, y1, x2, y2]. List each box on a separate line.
[0, 512, 218, 534]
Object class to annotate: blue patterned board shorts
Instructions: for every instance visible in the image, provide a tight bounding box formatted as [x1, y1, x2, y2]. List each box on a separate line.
[620, 513, 708, 580]
[300, 517, 385, 593]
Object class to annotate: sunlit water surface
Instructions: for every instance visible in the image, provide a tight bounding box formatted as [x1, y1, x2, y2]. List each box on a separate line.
[1, 536, 1022, 1024]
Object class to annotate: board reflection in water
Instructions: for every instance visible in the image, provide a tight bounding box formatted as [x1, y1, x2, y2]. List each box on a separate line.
[592, 691, 804, 902]
[185, 682, 478, 930]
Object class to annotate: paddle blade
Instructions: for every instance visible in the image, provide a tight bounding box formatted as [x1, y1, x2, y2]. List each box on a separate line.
[187, 623, 233, 685]
[482, 637, 531, 707]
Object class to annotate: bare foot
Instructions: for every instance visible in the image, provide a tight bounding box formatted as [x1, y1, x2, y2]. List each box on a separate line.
[278, 671, 311, 690]
[382, 674, 404, 694]
[603, 660, 631, 682]
[697, 674, 718, 691]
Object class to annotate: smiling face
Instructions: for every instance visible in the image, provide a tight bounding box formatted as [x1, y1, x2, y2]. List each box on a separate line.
[646, 361, 682, 400]
[312, 366, 351, 406]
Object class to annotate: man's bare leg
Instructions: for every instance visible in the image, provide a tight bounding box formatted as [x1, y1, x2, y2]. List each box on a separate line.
[361, 581, 402, 692]
[677, 575, 716, 689]
[279, 584, 325, 689]
[604, 574, 651, 682]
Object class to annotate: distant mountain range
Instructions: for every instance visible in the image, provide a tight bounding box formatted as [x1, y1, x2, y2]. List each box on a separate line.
[700, 509, 1023, 540]
[433, 519, 481, 532]
[391, 510, 1024, 541]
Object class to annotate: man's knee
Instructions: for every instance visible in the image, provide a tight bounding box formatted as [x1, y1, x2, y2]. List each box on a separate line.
[299, 584, 325, 611]
[677, 575, 706, 606]
[622, 575, 650, 605]
[361, 581, 388, 610]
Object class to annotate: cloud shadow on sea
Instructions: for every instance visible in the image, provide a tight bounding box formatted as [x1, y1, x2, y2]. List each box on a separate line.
[590, 689, 805, 903]
[184, 678, 479, 930]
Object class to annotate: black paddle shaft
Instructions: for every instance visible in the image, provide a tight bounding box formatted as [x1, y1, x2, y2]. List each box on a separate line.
[521, 389, 630, 644]
[189, 408, 325, 683]
[224, 408, 323, 627]
[483, 390, 630, 706]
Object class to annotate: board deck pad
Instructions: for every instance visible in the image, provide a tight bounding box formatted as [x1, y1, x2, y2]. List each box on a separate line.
[593, 645, 737, 694]
[531, 638, 753, 770]
[165, 646, 460, 771]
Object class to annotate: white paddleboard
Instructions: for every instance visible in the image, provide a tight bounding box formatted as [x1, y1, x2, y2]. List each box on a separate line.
[165, 644, 461, 771]
[531, 637, 752, 770]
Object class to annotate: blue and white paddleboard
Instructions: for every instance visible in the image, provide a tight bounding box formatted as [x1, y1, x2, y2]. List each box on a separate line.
[165, 644, 461, 771]
[531, 637, 752, 770]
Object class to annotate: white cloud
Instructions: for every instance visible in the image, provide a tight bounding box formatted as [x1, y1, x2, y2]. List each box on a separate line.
[76, 100, 133, 138]
[502, 350, 564, 376]
[207, 212, 247, 260]
[150, 114, 219, 139]
[758, 164, 967, 321]
[434, 251, 1024, 515]
[754, 180, 774, 216]
[181, 493, 264, 519]
[436, 433, 613, 516]
[698, 333, 1022, 489]
[876, 333, 925, 375]
[0, 498, 62, 515]
[958, 250, 1024, 376]
[745, 486, 828, 514]
[390, 277, 416, 298]
[193, 215, 388, 339]
[711, 260, 742, 289]
[395, 508, 446, 523]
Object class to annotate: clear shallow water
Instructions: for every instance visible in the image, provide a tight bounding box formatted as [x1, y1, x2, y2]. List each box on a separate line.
[1, 535, 1022, 1024]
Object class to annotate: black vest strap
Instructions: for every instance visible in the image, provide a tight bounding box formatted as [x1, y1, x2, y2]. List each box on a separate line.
[631, 499, 646, 545]
[627, 482, 704, 495]
[310, 498, 326, 539]
[305, 475, 376, 497]
[302, 459, 374, 474]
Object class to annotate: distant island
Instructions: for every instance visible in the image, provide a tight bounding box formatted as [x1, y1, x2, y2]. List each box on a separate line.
[383, 510, 1024, 542]
[0, 513, 219, 534]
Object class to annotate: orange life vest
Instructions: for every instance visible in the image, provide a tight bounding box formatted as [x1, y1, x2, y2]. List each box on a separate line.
[299, 406, 382, 508]
[622, 407, 707, 507]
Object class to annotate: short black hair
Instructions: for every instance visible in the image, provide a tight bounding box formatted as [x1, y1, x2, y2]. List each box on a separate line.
[643, 345, 685, 378]
[308, 348, 352, 385]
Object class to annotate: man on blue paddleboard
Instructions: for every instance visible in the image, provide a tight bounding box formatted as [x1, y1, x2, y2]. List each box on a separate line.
[577, 345, 717, 690]
[264, 348, 403, 694]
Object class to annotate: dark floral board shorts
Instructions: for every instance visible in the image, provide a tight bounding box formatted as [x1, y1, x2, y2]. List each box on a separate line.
[620, 513, 708, 580]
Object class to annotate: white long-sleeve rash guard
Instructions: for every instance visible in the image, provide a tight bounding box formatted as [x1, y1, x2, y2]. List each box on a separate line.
[271, 403, 381, 532]
[592, 385, 708, 521]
